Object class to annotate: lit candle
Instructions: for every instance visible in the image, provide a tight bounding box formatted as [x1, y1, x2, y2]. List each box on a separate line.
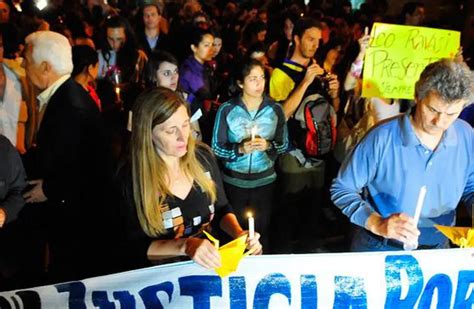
[250, 125, 258, 141]
[115, 86, 121, 102]
[403, 186, 427, 251]
[247, 211, 254, 240]
[35, 0, 47, 10]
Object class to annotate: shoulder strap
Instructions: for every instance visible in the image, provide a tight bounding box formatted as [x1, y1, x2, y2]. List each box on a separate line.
[277, 60, 305, 86]
[294, 93, 324, 124]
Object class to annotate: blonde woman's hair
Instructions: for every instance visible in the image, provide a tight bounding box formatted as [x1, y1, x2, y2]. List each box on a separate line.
[131, 87, 216, 237]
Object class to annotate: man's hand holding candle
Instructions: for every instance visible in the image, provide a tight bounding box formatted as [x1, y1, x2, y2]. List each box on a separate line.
[366, 212, 420, 244]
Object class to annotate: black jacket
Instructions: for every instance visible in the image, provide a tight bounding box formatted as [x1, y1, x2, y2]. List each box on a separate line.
[31, 78, 109, 231]
[0, 135, 26, 224]
[136, 31, 170, 57]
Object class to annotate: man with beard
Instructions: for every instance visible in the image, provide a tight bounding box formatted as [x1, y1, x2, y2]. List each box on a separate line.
[269, 18, 340, 252]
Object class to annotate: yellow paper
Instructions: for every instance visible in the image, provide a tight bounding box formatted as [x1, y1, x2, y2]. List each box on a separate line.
[435, 225, 474, 248]
[362, 23, 460, 99]
[203, 230, 219, 249]
[203, 231, 247, 277]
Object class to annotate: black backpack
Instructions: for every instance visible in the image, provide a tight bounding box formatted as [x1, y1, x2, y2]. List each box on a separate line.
[276, 61, 337, 157]
[294, 93, 337, 157]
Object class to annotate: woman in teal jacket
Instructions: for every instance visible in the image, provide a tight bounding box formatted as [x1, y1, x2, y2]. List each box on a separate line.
[212, 59, 288, 251]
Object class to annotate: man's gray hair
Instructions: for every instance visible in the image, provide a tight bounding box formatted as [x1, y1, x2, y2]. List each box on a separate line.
[415, 59, 474, 103]
[25, 31, 73, 76]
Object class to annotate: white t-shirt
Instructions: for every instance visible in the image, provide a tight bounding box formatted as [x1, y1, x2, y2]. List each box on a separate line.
[369, 98, 401, 123]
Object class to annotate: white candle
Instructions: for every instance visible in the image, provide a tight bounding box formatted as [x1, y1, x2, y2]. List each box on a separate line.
[404, 186, 427, 251]
[250, 126, 258, 141]
[412, 186, 427, 224]
[126, 111, 132, 132]
[114, 71, 121, 85]
[247, 211, 255, 240]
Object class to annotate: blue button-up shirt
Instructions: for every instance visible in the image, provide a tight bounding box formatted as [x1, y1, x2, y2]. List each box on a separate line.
[331, 113, 474, 245]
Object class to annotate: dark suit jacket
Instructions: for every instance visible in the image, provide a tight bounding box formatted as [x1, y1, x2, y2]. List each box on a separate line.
[136, 31, 170, 57]
[20, 78, 115, 281]
[0, 135, 26, 224]
[34, 78, 108, 233]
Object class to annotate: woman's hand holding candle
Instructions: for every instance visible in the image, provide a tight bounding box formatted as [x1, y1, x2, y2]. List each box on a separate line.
[246, 231, 262, 255]
[240, 212, 262, 255]
[239, 231, 263, 255]
[251, 137, 271, 151]
[239, 140, 254, 154]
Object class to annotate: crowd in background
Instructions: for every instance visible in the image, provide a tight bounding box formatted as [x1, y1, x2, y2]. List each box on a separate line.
[0, 0, 473, 291]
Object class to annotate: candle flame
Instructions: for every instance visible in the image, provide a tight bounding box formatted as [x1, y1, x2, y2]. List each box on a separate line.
[115, 87, 120, 95]
[247, 211, 253, 218]
[36, 0, 47, 10]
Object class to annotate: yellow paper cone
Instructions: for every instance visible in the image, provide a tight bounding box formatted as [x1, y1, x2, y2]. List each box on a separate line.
[434, 225, 474, 248]
[203, 232, 247, 278]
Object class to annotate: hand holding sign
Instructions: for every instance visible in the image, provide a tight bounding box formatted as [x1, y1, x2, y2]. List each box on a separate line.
[454, 46, 464, 63]
[358, 29, 371, 58]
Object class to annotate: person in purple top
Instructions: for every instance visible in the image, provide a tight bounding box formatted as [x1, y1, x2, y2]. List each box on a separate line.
[179, 27, 216, 144]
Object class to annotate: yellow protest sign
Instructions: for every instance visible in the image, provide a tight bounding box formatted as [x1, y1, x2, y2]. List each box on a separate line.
[362, 23, 460, 99]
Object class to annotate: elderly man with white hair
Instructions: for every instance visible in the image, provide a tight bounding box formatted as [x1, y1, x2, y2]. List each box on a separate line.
[22, 31, 109, 282]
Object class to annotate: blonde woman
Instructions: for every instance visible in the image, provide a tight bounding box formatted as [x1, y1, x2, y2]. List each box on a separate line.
[116, 87, 262, 270]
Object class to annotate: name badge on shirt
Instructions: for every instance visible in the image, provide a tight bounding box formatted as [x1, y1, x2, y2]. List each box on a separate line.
[193, 216, 202, 226]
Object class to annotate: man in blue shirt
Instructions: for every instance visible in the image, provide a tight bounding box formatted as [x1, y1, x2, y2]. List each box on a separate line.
[331, 59, 474, 251]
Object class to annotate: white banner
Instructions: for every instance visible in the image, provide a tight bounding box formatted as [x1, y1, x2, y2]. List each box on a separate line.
[1, 249, 473, 308]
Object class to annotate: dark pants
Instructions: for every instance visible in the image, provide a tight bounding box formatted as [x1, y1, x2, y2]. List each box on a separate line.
[0, 204, 48, 291]
[224, 182, 276, 253]
[271, 153, 325, 253]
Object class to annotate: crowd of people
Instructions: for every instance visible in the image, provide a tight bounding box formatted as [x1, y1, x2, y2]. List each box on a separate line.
[0, 0, 473, 291]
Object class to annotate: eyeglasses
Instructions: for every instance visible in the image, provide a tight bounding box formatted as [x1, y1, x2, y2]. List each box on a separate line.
[159, 69, 179, 77]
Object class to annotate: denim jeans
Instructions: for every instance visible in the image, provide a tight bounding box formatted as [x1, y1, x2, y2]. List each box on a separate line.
[350, 226, 450, 252]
